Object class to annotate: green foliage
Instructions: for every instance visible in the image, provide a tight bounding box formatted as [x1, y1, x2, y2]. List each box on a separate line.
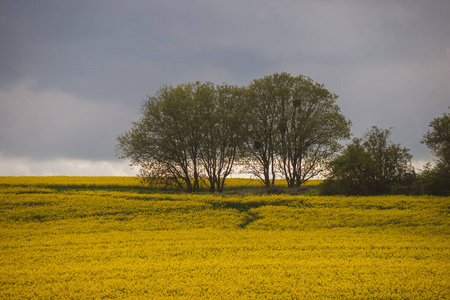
[117, 72, 350, 192]
[117, 83, 195, 191]
[422, 108, 450, 166]
[419, 108, 450, 196]
[197, 84, 250, 192]
[117, 82, 248, 192]
[240, 72, 351, 187]
[322, 127, 415, 195]
[416, 163, 450, 196]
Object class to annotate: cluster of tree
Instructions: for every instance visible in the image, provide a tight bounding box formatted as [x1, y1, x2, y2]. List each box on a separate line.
[321, 109, 450, 196]
[117, 72, 449, 195]
[116, 73, 351, 192]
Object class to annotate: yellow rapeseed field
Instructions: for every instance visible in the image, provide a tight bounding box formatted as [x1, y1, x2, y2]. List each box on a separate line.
[0, 177, 449, 299]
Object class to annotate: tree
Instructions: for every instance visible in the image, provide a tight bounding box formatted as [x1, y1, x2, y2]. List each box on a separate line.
[276, 74, 351, 187]
[419, 108, 450, 195]
[422, 109, 450, 167]
[116, 82, 204, 192]
[116, 82, 248, 193]
[321, 127, 415, 195]
[243, 74, 281, 187]
[321, 138, 373, 195]
[197, 84, 249, 192]
[243, 72, 351, 187]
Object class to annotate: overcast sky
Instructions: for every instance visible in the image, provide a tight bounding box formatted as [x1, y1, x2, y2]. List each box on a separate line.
[1, 0, 449, 176]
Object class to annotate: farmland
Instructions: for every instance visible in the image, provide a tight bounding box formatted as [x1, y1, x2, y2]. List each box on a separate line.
[1, 177, 449, 299]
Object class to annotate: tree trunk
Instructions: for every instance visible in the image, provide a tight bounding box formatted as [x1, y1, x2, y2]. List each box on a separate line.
[209, 176, 215, 193]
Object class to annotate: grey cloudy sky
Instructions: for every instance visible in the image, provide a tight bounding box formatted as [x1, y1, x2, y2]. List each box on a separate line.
[1, 0, 449, 175]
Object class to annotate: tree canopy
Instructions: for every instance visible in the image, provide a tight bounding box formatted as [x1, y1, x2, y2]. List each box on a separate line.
[116, 73, 349, 192]
[419, 108, 450, 195]
[116, 82, 250, 192]
[244, 73, 351, 187]
[422, 109, 450, 167]
[321, 127, 415, 195]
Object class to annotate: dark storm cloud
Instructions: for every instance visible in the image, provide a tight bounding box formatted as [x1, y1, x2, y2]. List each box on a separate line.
[0, 0, 449, 174]
[0, 0, 267, 101]
[1, 0, 168, 100]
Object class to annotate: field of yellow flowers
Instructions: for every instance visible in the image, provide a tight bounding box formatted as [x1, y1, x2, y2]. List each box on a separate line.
[1, 177, 449, 299]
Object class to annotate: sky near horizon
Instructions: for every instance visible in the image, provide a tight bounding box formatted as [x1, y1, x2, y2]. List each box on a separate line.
[1, 0, 449, 176]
